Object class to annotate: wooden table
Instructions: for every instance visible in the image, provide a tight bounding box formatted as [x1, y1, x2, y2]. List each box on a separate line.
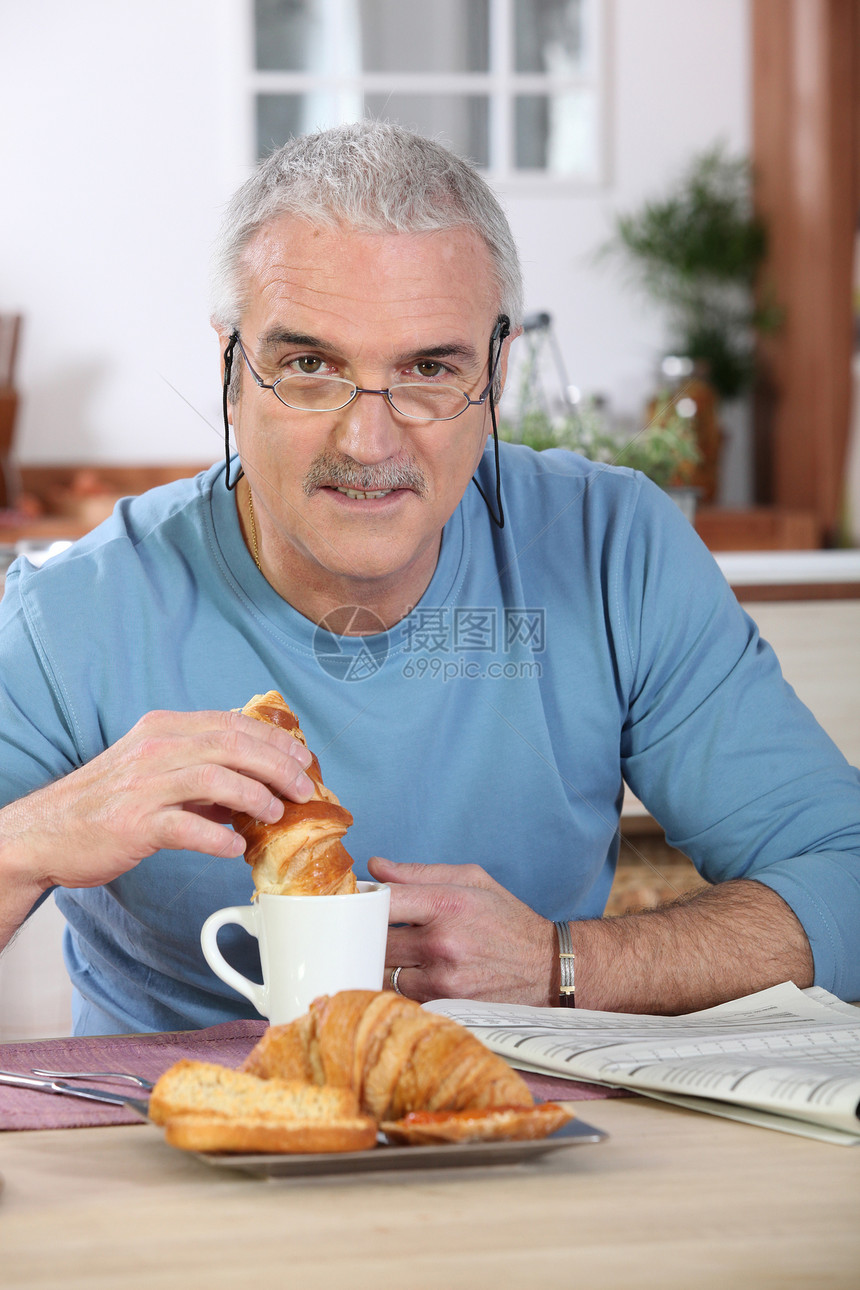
[3, 1097, 858, 1289]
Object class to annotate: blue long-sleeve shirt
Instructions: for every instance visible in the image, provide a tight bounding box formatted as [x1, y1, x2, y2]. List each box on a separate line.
[2, 445, 858, 1032]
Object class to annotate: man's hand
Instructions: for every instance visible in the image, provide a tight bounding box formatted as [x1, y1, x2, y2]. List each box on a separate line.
[368, 856, 557, 1006]
[369, 857, 814, 1015]
[0, 708, 315, 946]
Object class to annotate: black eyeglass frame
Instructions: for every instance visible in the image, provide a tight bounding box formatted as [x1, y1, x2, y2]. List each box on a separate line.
[222, 314, 510, 527]
[230, 318, 509, 422]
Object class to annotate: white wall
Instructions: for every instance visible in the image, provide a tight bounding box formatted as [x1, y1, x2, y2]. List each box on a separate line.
[0, 0, 750, 491]
[0, 0, 244, 468]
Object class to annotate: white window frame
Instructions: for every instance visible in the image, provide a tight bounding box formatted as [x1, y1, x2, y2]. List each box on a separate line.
[239, 0, 611, 190]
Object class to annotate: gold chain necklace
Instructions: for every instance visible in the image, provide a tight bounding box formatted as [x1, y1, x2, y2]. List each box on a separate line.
[246, 485, 261, 571]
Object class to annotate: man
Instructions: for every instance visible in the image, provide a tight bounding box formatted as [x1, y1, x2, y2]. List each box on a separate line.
[1, 122, 857, 1035]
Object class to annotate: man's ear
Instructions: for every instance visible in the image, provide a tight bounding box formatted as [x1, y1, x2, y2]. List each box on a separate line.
[213, 321, 237, 423]
[496, 323, 522, 399]
[212, 320, 231, 381]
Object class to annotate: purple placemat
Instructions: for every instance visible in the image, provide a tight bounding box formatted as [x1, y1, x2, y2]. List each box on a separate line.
[0, 1020, 267, 1131]
[516, 1070, 633, 1104]
[0, 1023, 631, 1132]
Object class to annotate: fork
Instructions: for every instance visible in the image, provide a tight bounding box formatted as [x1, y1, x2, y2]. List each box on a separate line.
[31, 1067, 155, 1091]
[0, 1069, 150, 1119]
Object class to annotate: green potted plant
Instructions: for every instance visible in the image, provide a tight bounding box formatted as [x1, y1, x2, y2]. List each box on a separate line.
[500, 397, 702, 518]
[600, 144, 781, 402]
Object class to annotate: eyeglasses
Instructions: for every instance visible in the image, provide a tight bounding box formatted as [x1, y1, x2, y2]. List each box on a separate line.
[230, 316, 510, 424]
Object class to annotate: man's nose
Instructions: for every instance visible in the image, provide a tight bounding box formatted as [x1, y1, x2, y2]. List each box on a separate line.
[332, 388, 407, 464]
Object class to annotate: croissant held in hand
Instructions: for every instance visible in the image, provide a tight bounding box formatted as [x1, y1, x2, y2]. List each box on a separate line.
[232, 691, 358, 896]
[241, 989, 574, 1144]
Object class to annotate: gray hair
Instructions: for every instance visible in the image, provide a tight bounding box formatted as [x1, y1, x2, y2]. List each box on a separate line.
[210, 120, 524, 334]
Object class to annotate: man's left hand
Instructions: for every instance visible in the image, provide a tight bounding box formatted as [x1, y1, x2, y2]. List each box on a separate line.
[367, 856, 557, 1006]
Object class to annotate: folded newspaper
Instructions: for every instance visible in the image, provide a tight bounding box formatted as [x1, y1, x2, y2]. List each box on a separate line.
[425, 982, 860, 1146]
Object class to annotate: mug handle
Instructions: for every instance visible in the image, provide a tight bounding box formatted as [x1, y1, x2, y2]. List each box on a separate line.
[200, 905, 266, 1015]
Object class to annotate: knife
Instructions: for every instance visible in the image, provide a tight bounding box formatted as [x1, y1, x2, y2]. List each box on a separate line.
[0, 1068, 149, 1119]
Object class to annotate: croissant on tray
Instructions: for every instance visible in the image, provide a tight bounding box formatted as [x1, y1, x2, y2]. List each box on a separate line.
[232, 691, 358, 897]
[241, 989, 573, 1145]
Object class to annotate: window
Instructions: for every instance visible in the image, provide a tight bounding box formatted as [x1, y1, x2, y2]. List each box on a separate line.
[250, 0, 607, 183]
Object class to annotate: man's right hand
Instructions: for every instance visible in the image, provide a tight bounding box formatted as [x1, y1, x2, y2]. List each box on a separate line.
[0, 708, 315, 942]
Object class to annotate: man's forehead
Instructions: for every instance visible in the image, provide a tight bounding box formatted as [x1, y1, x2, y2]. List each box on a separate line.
[241, 215, 498, 312]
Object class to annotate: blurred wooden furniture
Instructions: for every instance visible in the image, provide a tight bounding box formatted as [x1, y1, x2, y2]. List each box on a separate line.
[0, 462, 212, 541]
[751, 0, 860, 543]
[695, 505, 820, 553]
[19, 462, 213, 501]
[0, 314, 22, 509]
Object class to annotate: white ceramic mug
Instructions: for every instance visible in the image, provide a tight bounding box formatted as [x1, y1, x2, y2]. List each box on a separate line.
[200, 881, 390, 1025]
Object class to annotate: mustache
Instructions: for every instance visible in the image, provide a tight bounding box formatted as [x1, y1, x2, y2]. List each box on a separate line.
[303, 453, 428, 498]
